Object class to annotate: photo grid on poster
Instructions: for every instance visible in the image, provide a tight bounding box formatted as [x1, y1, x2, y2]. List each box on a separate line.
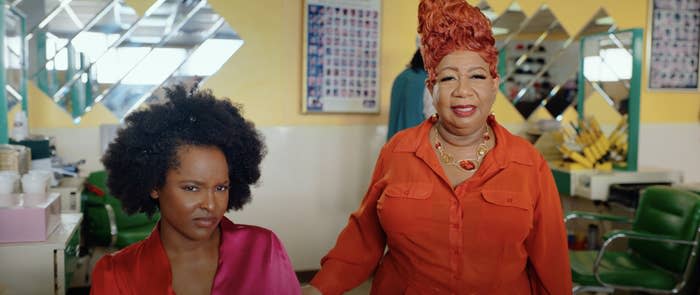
[305, 0, 380, 113]
[649, 0, 700, 90]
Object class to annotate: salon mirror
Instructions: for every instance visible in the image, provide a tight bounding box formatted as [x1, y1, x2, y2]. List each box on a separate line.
[479, 2, 617, 120]
[580, 30, 635, 116]
[4, 6, 26, 110]
[579, 29, 642, 171]
[14, 0, 242, 121]
[13, 0, 134, 121]
[97, 1, 242, 118]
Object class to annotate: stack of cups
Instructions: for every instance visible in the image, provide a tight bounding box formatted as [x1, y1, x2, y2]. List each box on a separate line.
[0, 171, 20, 194]
[21, 170, 52, 194]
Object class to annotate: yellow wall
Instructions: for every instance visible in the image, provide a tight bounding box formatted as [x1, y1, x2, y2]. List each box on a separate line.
[20, 0, 699, 130]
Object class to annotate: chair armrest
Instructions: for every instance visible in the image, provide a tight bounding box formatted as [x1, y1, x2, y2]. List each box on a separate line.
[592, 229, 697, 290]
[104, 203, 119, 247]
[601, 229, 696, 245]
[564, 211, 633, 224]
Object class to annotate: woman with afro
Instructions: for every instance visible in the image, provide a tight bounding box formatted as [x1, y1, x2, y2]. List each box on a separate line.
[91, 85, 301, 295]
[303, 0, 571, 294]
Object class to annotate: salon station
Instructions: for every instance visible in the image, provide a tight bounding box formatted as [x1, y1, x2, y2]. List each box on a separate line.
[0, 0, 698, 294]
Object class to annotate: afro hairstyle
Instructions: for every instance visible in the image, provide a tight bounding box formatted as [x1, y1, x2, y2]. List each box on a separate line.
[101, 85, 266, 216]
[418, 0, 499, 91]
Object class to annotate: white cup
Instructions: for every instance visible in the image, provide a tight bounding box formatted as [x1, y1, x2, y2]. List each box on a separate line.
[0, 176, 15, 194]
[28, 170, 53, 189]
[21, 173, 48, 194]
[0, 171, 19, 194]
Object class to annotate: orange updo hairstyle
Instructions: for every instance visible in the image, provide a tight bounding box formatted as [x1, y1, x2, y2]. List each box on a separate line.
[418, 0, 499, 90]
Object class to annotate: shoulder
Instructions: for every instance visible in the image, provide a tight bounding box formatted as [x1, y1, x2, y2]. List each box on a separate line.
[91, 241, 147, 294]
[220, 222, 292, 262]
[221, 221, 283, 247]
[106, 239, 148, 260]
[225, 223, 276, 237]
[394, 69, 411, 81]
[385, 122, 427, 149]
[495, 125, 547, 166]
[93, 240, 146, 275]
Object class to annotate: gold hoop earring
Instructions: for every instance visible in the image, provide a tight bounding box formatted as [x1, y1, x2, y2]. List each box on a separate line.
[429, 113, 439, 123]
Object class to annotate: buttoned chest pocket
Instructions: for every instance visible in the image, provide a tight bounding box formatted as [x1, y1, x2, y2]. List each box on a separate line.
[476, 191, 532, 243]
[377, 182, 433, 233]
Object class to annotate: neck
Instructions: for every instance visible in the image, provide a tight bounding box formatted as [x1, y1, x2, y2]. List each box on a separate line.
[160, 223, 221, 256]
[436, 122, 488, 148]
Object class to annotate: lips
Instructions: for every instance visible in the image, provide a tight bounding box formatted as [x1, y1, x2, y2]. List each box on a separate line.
[451, 104, 477, 117]
[193, 216, 219, 228]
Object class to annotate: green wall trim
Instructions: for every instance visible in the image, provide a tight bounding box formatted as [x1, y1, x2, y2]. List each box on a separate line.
[17, 7, 26, 113]
[0, 0, 9, 144]
[551, 168, 572, 195]
[627, 28, 643, 172]
[498, 47, 507, 94]
[577, 35, 585, 119]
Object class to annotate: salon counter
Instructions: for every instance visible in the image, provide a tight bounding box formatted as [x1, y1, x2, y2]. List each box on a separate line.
[0, 213, 82, 295]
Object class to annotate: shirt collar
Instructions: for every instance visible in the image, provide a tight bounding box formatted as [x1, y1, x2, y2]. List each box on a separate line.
[136, 216, 236, 292]
[135, 221, 174, 293]
[392, 115, 534, 167]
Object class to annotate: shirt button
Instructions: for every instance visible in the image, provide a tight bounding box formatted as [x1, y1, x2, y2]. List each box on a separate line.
[507, 198, 513, 203]
[451, 223, 459, 229]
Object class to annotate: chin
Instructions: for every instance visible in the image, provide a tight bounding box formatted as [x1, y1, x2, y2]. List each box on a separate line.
[445, 116, 481, 129]
[187, 227, 219, 240]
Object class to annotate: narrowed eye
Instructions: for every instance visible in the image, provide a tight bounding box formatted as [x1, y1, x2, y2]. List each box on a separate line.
[216, 185, 230, 192]
[439, 76, 456, 82]
[183, 185, 199, 192]
[471, 74, 486, 80]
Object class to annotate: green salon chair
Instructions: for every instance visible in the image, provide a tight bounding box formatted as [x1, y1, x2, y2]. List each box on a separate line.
[83, 171, 159, 249]
[566, 186, 700, 294]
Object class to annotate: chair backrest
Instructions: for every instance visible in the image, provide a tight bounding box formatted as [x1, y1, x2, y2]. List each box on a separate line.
[86, 170, 159, 228]
[631, 186, 700, 273]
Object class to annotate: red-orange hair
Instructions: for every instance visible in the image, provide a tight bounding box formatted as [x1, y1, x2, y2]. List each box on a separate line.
[418, 0, 499, 90]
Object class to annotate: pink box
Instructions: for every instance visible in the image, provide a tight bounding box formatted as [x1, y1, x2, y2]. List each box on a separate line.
[0, 193, 61, 243]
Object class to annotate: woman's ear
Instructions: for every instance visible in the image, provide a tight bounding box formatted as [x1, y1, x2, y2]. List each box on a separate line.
[150, 190, 159, 200]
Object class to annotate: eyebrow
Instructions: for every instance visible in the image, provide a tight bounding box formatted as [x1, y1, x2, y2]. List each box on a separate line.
[177, 180, 230, 185]
[438, 65, 488, 73]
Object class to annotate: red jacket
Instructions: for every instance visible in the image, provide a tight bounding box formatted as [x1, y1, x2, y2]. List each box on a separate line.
[91, 217, 300, 294]
[311, 117, 572, 294]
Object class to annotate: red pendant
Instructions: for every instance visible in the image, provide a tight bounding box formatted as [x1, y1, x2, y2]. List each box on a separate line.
[458, 160, 476, 171]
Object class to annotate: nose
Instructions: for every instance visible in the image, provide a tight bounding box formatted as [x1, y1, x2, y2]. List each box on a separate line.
[199, 190, 216, 211]
[452, 78, 473, 98]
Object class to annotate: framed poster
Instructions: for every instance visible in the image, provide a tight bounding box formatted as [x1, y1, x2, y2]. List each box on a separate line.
[302, 0, 381, 113]
[647, 0, 700, 91]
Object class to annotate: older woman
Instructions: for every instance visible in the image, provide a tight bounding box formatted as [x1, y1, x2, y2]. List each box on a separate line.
[303, 0, 572, 294]
[91, 85, 300, 295]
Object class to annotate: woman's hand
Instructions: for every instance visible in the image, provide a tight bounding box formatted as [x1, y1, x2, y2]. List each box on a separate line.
[301, 285, 322, 295]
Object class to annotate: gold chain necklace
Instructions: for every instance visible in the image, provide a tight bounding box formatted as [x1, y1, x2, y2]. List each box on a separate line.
[432, 125, 492, 172]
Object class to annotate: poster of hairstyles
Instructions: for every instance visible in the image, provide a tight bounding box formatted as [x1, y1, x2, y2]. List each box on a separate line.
[647, 0, 700, 91]
[302, 0, 381, 113]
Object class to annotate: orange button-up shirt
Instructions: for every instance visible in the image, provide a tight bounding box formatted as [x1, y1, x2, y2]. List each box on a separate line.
[311, 117, 572, 294]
